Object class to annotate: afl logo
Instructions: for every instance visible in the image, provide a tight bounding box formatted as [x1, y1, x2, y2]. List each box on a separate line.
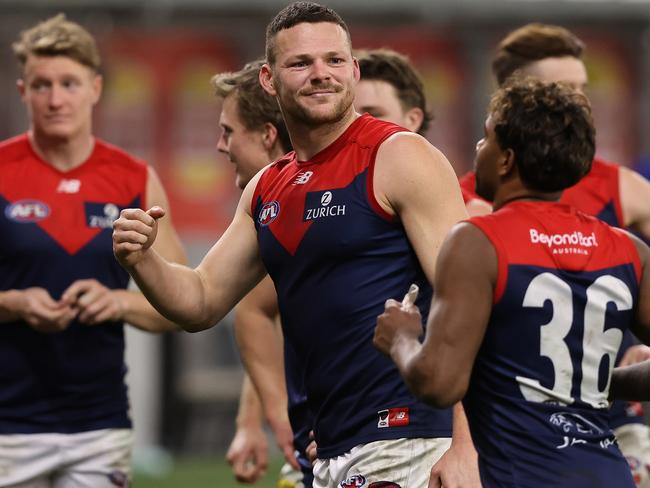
[340, 474, 366, 487]
[259, 201, 280, 226]
[5, 199, 50, 223]
[321, 191, 332, 206]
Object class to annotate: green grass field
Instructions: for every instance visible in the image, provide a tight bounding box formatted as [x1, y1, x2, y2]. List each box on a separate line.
[134, 457, 285, 488]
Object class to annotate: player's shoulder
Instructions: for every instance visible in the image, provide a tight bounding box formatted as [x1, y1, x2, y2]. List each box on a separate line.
[93, 138, 148, 170]
[590, 157, 621, 176]
[257, 150, 296, 183]
[352, 113, 409, 147]
[0, 133, 31, 162]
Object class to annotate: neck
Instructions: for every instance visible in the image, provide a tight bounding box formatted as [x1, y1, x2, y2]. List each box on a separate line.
[287, 108, 358, 161]
[268, 144, 288, 162]
[28, 127, 95, 172]
[492, 190, 561, 211]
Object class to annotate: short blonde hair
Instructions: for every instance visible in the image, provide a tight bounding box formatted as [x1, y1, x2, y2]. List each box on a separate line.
[12, 14, 101, 71]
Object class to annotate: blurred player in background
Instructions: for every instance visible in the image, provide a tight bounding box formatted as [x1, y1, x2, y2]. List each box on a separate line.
[376, 77, 650, 487]
[212, 59, 311, 487]
[354, 48, 431, 135]
[459, 23, 650, 485]
[355, 48, 490, 216]
[112, 2, 478, 486]
[0, 14, 186, 488]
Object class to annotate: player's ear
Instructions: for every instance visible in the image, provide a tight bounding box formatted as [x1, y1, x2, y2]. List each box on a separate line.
[16, 78, 26, 99]
[404, 107, 424, 134]
[259, 63, 276, 96]
[499, 148, 516, 177]
[352, 57, 360, 83]
[91, 73, 103, 105]
[262, 122, 278, 150]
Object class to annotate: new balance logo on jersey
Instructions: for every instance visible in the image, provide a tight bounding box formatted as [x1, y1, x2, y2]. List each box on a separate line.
[5, 200, 50, 223]
[377, 407, 410, 428]
[293, 171, 313, 185]
[57, 179, 81, 193]
[304, 190, 346, 221]
[529, 228, 598, 255]
[86, 202, 121, 229]
[259, 201, 280, 226]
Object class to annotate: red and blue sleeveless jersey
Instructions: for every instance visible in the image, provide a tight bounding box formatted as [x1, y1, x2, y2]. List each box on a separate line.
[0, 134, 148, 434]
[461, 160, 643, 429]
[251, 114, 452, 458]
[465, 201, 639, 487]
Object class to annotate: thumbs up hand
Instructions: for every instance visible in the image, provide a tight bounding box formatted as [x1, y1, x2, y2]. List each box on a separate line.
[112, 206, 166, 268]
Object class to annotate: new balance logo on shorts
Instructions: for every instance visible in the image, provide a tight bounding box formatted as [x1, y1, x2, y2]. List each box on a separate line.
[377, 407, 409, 428]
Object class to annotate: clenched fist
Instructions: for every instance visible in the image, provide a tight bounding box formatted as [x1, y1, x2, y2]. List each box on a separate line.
[112, 206, 165, 268]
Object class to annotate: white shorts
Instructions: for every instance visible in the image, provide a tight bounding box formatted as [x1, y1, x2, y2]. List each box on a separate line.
[313, 437, 451, 488]
[0, 429, 133, 488]
[616, 423, 650, 488]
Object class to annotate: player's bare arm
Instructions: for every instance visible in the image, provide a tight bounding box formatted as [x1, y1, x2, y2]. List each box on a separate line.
[113, 171, 267, 332]
[234, 276, 285, 415]
[620, 166, 650, 240]
[373, 132, 468, 283]
[375, 222, 496, 407]
[233, 276, 299, 469]
[227, 374, 270, 483]
[63, 167, 187, 331]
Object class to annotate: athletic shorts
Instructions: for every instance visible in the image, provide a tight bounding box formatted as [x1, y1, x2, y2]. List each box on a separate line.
[616, 423, 650, 488]
[312, 437, 451, 488]
[0, 429, 132, 488]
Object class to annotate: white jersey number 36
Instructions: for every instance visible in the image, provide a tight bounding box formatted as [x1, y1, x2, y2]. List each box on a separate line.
[516, 273, 632, 408]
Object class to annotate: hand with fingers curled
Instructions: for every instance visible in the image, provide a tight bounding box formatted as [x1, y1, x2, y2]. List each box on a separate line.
[61, 279, 126, 325]
[618, 344, 650, 368]
[428, 439, 481, 488]
[112, 206, 165, 268]
[6, 287, 77, 333]
[373, 284, 423, 358]
[226, 422, 269, 484]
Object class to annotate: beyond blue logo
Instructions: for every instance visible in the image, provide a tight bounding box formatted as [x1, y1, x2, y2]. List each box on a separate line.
[5, 200, 50, 223]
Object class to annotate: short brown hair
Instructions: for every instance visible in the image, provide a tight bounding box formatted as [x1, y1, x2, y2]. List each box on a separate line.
[492, 23, 584, 86]
[489, 78, 594, 192]
[211, 59, 292, 153]
[356, 49, 432, 135]
[12, 14, 101, 72]
[265, 1, 350, 65]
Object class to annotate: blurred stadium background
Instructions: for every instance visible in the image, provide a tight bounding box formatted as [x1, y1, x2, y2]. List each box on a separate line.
[1, 0, 649, 485]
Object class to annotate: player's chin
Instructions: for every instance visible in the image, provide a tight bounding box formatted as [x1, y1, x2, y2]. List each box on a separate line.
[303, 106, 346, 125]
[41, 125, 76, 140]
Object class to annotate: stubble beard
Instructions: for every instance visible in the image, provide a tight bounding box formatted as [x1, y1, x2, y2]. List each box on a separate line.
[282, 85, 354, 129]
